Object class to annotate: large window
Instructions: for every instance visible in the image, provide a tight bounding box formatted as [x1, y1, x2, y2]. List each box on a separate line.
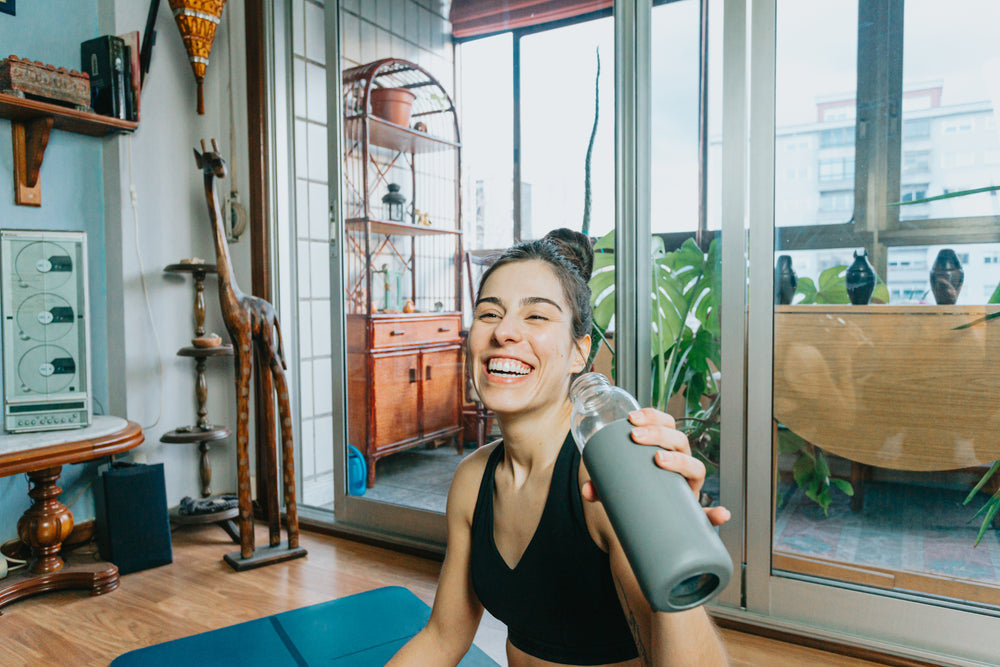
[771, 0, 1000, 619]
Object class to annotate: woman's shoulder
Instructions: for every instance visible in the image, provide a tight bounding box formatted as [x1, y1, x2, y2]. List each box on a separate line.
[447, 441, 501, 522]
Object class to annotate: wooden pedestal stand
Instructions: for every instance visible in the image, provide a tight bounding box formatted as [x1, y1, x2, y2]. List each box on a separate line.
[0, 418, 144, 611]
[162, 262, 238, 542]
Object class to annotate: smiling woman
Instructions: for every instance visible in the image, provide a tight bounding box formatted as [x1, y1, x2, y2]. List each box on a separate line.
[386, 229, 729, 667]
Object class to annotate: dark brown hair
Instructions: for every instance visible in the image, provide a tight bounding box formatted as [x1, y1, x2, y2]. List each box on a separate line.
[476, 228, 594, 342]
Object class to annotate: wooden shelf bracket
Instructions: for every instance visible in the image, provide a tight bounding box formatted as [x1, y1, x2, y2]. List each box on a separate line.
[12, 117, 54, 206]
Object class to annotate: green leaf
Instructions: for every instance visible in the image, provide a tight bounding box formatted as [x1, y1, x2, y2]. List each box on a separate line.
[817, 265, 846, 291]
[794, 277, 818, 305]
[815, 451, 831, 479]
[872, 282, 891, 304]
[831, 478, 854, 497]
[593, 229, 615, 251]
[793, 455, 815, 487]
[815, 265, 849, 304]
[818, 488, 832, 514]
[889, 185, 1000, 206]
[964, 460, 1000, 505]
[973, 497, 1000, 547]
[989, 283, 1000, 305]
[953, 310, 1000, 330]
[777, 428, 808, 455]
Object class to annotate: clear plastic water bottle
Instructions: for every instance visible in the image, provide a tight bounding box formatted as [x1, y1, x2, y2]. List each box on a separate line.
[570, 372, 733, 612]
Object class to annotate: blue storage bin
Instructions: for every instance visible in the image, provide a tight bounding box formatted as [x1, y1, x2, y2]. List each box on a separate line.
[347, 444, 367, 496]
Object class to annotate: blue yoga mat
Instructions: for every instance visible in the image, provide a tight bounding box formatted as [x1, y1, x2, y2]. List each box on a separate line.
[112, 586, 499, 666]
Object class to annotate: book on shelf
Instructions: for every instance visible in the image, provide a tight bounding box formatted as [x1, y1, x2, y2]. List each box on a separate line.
[118, 30, 141, 121]
[80, 34, 131, 120]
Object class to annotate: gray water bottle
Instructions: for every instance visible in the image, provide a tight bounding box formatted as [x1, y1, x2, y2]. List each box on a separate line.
[569, 372, 732, 612]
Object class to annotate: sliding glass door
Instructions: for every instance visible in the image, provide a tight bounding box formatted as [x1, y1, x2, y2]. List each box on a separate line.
[324, 0, 622, 544]
[745, 0, 1000, 661]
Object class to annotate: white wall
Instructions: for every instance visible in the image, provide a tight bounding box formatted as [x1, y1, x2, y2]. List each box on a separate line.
[99, 0, 251, 509]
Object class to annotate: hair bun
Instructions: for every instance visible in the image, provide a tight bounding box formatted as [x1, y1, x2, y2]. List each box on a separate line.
[543, 228, 593, 280]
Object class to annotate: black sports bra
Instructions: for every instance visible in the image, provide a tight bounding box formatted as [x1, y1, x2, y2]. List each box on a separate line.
[470, 432, 639, 665]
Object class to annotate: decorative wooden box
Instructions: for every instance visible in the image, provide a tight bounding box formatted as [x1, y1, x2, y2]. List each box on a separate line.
[0, 55, 91, 111]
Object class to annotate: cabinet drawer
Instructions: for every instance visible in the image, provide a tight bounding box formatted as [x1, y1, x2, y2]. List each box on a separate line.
[371, 315, 461, 349]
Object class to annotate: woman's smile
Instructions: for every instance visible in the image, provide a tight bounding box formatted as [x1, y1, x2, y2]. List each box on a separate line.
[486, 356, 534, 380]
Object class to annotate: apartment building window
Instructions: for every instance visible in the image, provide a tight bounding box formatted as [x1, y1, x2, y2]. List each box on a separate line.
[818, 157, 855, 181]
[903, 118, 931, 139]
[819, 190, 852, 212]
[820, 126, 854, 148]
[900, 184, 929, 202]
[902, 150, 931, 174]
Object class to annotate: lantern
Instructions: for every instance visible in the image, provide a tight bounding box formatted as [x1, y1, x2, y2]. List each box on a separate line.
[168, 0, 226, 115]
[382, 183, 406, 222]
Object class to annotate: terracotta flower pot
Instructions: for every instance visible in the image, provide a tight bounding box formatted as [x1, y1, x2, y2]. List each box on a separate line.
[370, 87, 415, 126]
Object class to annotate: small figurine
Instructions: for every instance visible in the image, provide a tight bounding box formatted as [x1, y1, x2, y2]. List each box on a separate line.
[846, 249, 877, 305]
[412, 209, 431, 226]
[929, 248, 964, 305]
[774, 255, 798, 305]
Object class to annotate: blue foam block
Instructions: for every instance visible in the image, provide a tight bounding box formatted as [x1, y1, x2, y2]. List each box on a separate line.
[112, 586, 498, 666]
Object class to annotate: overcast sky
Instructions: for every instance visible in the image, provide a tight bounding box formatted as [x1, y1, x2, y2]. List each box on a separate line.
[458, 0, 1000, 243]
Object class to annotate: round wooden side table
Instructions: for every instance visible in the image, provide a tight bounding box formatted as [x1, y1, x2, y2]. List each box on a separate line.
[0, 416, 144, 611]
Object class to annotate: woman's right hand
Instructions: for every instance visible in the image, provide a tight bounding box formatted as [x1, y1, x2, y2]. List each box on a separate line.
[580, 407, 731, 527]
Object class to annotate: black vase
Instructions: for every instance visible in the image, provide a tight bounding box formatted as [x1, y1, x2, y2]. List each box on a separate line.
[775, 255, 798, 305]
[845, 249, 876, 305]
[929, 248, 964, 305]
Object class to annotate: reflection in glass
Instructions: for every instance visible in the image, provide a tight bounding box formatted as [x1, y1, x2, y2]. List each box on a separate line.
[772, 0, 1000, 610]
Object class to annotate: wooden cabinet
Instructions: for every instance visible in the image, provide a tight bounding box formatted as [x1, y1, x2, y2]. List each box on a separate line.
[341, 58, 465, 487]
[348, 314, 463, 487]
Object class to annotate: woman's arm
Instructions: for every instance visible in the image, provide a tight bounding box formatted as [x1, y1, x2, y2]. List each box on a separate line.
[581, 408, 730, 666]
[607, 538, 728, 666]
[387, 447, 491, 666]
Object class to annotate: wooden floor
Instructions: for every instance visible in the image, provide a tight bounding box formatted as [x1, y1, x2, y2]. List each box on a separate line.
[0, 523, 892, 667]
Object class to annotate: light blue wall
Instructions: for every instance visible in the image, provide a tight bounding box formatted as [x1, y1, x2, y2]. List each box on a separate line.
[0, 0, 109, 536]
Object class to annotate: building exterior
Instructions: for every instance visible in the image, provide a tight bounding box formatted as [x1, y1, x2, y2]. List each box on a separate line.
[773, 86, 1000, 304]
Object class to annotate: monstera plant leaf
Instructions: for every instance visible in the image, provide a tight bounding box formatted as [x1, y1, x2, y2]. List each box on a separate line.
[589, 232, 720, 413]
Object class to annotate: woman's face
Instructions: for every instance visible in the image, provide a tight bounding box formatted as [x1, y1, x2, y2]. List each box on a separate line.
[469, 260, 589, 419]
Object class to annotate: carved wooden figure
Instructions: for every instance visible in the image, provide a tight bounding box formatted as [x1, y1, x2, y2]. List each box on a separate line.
[193, 139, 305, 569]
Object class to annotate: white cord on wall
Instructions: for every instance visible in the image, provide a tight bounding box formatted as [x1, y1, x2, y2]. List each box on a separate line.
[127, 133, 165, 430]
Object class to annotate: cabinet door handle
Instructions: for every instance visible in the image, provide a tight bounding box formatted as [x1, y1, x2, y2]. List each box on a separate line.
[390, 329, 406, 336]
[425, 366, 432, 381]
[438, 326, 451, 332]
[409, 368, 417, 383]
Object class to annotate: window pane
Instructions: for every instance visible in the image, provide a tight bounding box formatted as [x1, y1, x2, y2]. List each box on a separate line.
[520, 18, 615, 241]
[774, 1, 857, 228]
[772, 0, 1000, 615]
[899, 0, 1000, 220]
[650, 0, 700, 235]
[460, 34, 514, 252]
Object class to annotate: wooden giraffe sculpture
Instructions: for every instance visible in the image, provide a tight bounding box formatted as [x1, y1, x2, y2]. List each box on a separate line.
[193, 139, 304, 567]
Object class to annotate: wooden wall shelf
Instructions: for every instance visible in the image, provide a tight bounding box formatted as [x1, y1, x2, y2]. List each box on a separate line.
[0, 92, 138, 206]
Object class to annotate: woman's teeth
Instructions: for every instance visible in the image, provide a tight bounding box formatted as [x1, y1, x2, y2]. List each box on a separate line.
[488, 358, 532, 376]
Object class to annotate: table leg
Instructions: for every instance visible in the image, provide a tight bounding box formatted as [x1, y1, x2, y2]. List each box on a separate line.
[17, 465, 73, 573]
[0, 465, 119, 611]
